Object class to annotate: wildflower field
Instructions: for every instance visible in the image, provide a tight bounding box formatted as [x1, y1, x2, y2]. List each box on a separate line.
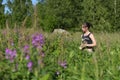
[0, 28, 120, 80]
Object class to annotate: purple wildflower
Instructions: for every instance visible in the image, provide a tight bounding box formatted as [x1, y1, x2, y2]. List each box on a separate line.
[23, 45, 29, 54]
[25, 55, 30, 60]
[27, 61, 33, 71]
[32, 33, 44, 49]
[23, 45, 30, 60]
[5, 48, 11, 54]
[59, 61, 67, 69]
[5, 48, 17, 62]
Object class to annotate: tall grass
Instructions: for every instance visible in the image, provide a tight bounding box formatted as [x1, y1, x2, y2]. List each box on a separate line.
[0, 28, 120, 80]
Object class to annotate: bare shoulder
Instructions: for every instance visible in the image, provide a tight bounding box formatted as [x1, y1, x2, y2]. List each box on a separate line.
[89, 33, 96, 41]
[90, 33, 95, 37]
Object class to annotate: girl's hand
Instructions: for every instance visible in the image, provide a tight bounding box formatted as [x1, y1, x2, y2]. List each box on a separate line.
[79, 43, 87, 50]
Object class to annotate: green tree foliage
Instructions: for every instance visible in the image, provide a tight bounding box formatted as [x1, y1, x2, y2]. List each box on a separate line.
[37, 0, 83, 31]
[0, 0, 5, 28]
[116, 0, 120, 31]
[81, 0, 111, 31]
[6, 0, 33, 27]
[37, 0, 119, 32]
[99, 0, 116, 31]
[2, 0, 120, 32]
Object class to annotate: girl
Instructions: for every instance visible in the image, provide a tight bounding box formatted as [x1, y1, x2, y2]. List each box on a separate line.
[79, 22, 96, 52]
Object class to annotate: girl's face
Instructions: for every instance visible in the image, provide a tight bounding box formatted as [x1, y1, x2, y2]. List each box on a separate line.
[82, 25, 88, 33]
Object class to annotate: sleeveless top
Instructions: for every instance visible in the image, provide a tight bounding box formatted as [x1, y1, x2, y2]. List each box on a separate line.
[82, 33, 92, 44]
[81, 32, 94, 51]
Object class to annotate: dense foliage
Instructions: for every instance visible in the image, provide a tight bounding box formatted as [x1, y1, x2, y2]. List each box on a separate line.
[0, 0, 120, 32]
[0, 28, 120, 79]
[0, 0, 120, 79]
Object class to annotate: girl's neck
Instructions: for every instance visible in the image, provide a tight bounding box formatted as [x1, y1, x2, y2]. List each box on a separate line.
[83, 30, 90, 36]
[84, 30, 90, 34]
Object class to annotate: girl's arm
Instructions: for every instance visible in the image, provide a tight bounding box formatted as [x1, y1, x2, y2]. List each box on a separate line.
[86, 34, 96, 47]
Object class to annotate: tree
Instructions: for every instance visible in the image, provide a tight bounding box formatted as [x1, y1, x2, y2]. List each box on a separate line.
[116, 0, 120, 31]
[0, 0, 5, 28]
[37, 0, 83, 31]
[3, 0, 118, 32]
[6, 0, 33, 28]
[99, 0, 117, 31]
[80, 0, 112, 31]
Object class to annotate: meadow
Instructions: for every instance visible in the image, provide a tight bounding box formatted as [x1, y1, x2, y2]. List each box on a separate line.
[0, 27, 120, 80]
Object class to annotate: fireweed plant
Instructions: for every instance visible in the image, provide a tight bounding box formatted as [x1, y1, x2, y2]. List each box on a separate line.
[4, 33, 45, 73]
[1, 29, 120, 80]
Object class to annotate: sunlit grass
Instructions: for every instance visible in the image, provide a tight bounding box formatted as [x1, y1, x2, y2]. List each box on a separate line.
[0, 28, 120, 80]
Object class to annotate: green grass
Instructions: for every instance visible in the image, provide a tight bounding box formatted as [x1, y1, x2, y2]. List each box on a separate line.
[0, 28, 120, 80]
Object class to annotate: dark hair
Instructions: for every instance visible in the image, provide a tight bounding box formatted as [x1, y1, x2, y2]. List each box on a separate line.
[83, 22, 92, 29]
